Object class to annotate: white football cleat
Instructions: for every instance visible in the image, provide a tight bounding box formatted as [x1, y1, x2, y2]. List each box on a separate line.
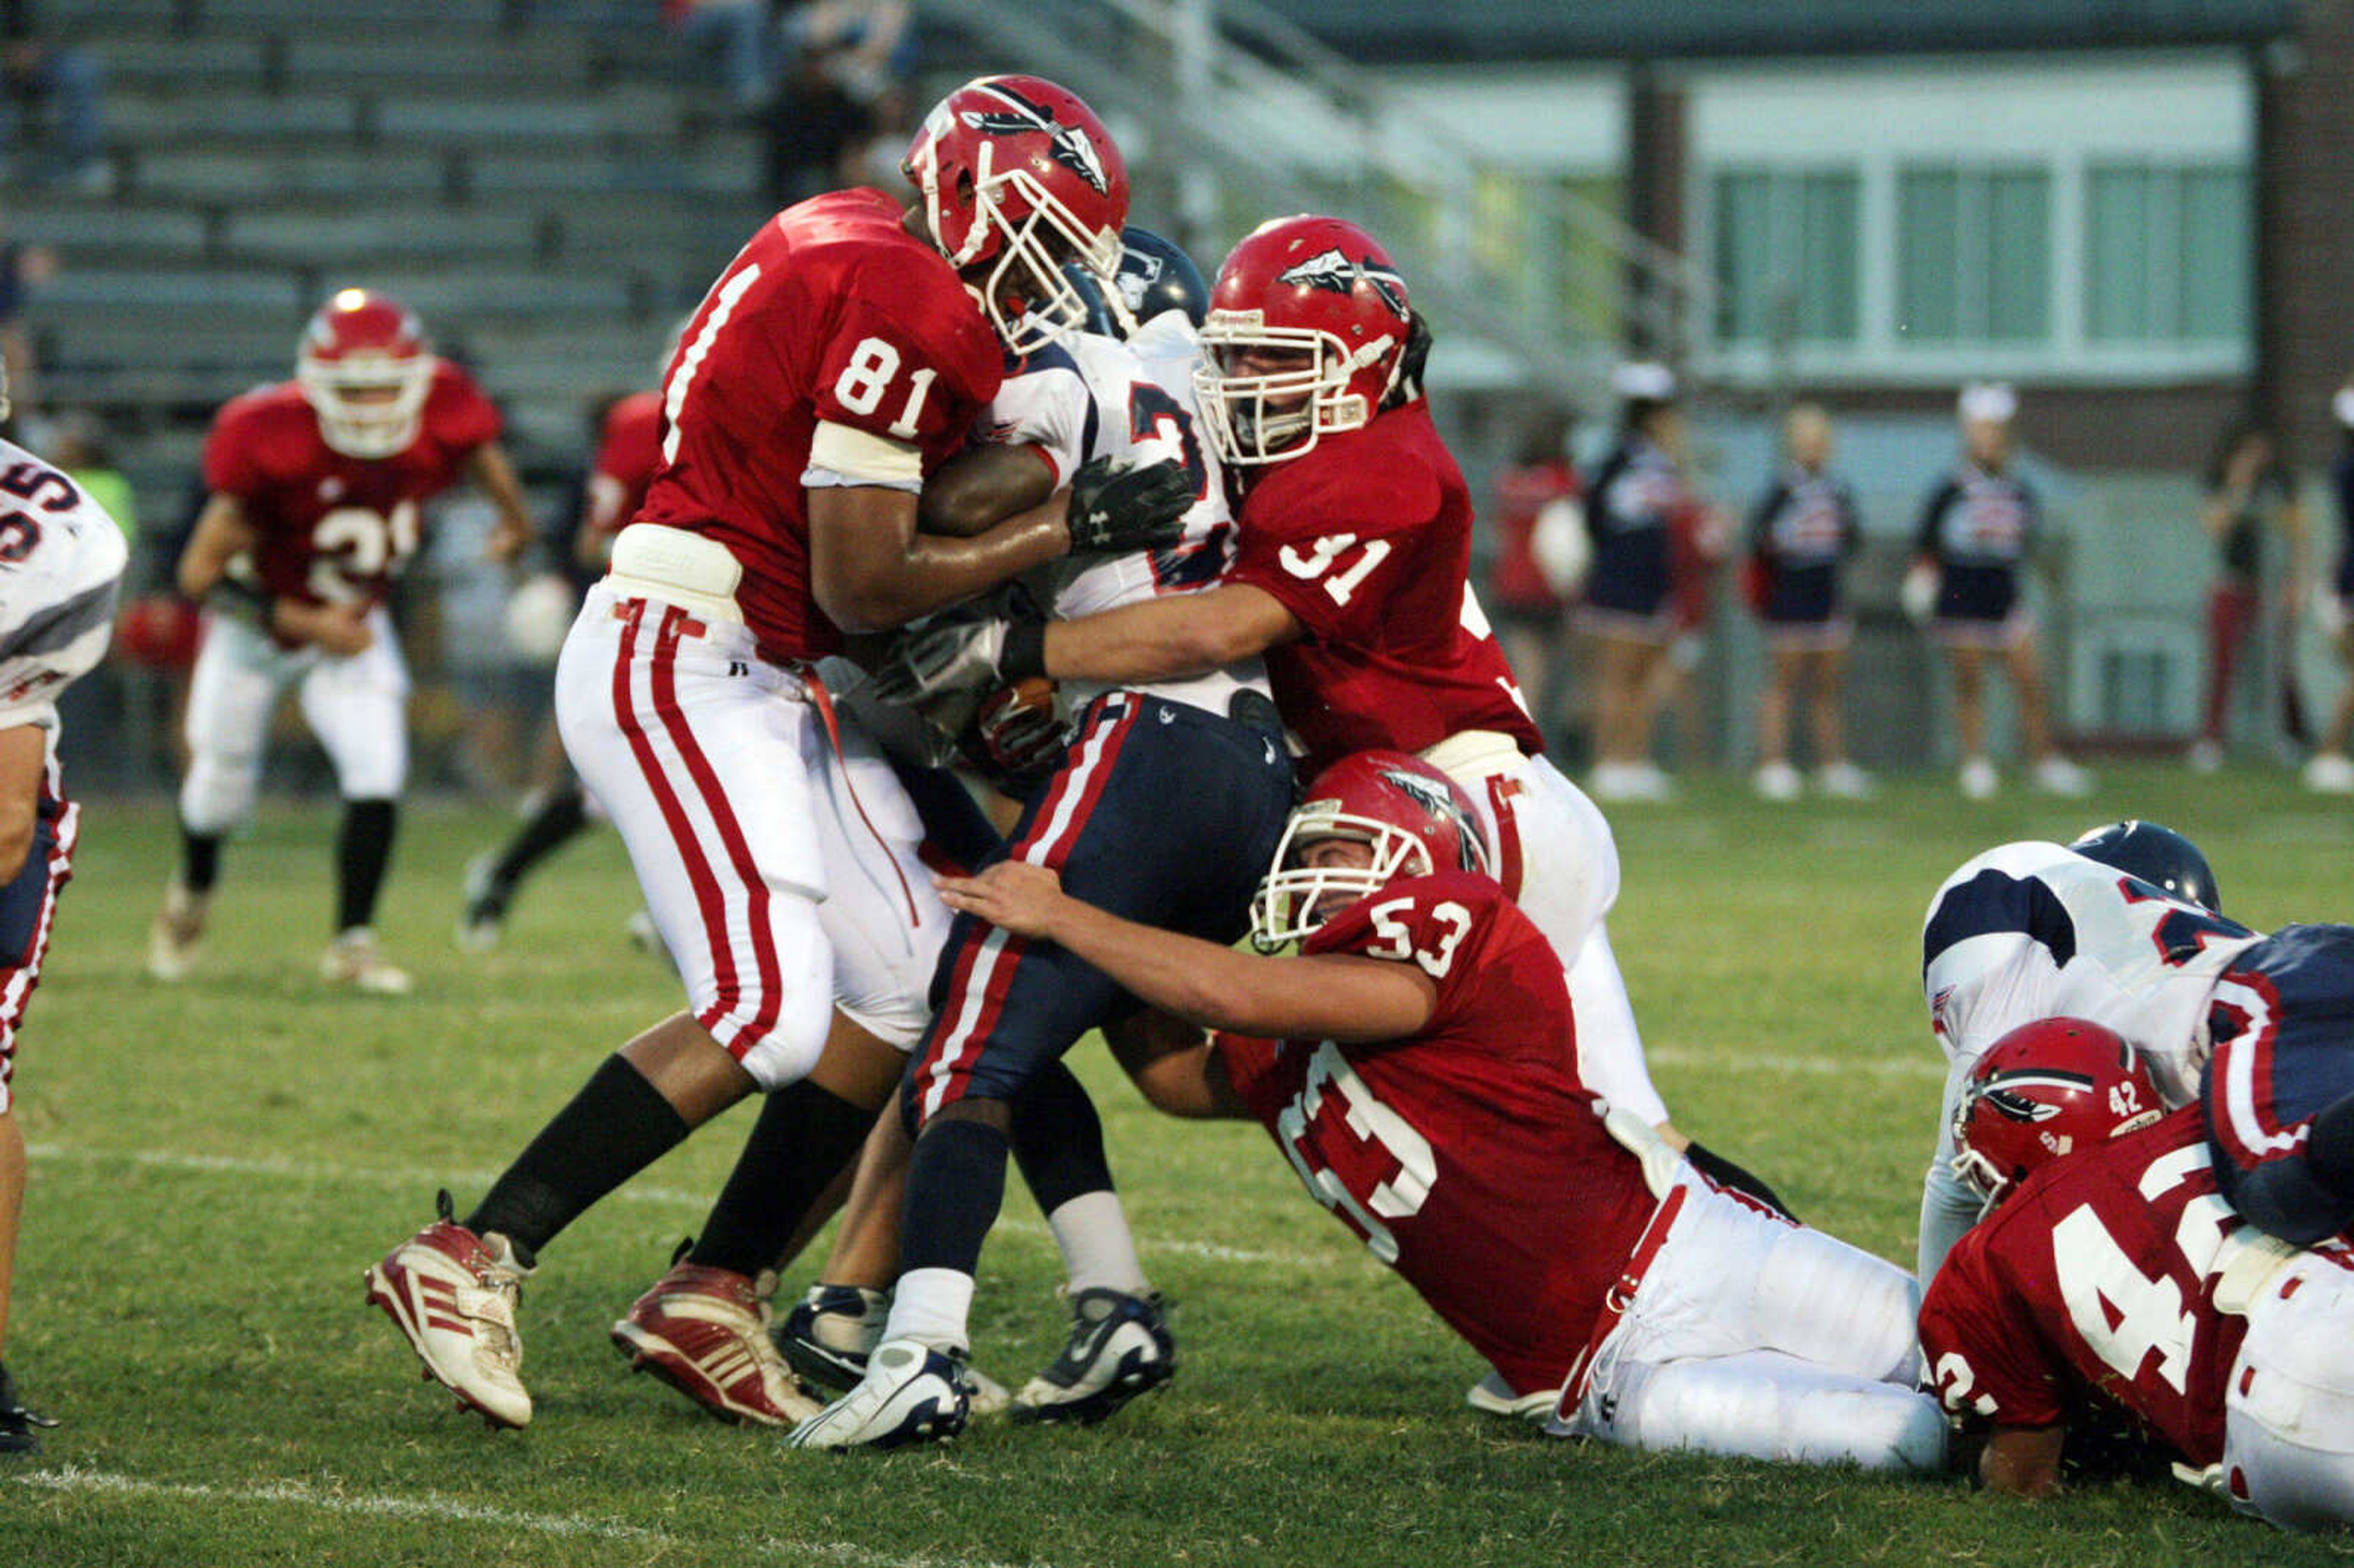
[363, 1192, 533, 1429]
[1010, 1288, 1175, 1425]
[787, 1338, 970, 1450]
[775, 1283, 1012, 1415]
[1466, 1368, 1555, 1420]
[612, 1259, 823, 1426]
[147, 881, 207, 982]
[2185, 737, 2225, 775]
[1751, 761, 1802, 802]
[2304, 752, 2354, 795]
[455, 853, 505, 954]
[322, 928, 414, 995]
[2032, 755, 2095, 798]
[1815, 761, 1875, 799]
[1958, 756, 1998, 801]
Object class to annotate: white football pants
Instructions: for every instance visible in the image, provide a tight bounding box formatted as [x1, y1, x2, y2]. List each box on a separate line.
[180, 608, 409, 832]
[1552, 1166, 1947, 1472]
[555, 584, 947, 1088]
[2223, 1251, 2354, 1531]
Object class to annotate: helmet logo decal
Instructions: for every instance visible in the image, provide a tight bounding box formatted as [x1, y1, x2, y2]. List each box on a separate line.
[1276, 248, 1409, 318]
[959, 84, 1111, 195]
[1377, 766, 1479, 871]
[1981, 1071, 2094, 1123]
[1115, 251, 1164, 313]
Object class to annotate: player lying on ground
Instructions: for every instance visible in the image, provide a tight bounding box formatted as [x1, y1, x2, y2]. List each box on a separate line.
[1922, 1016, 2354, 1530]
[1916, 824, 2354, 1277]
[883, 750, 1946, 1468]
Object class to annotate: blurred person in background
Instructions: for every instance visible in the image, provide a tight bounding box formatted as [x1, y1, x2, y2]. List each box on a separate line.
[2301, 387, 2354, 794]
[0, 231, 56, 429]
[763, 39, 870, 208]
[1578, 362, 1697, 802]
[663, 0, 783, 117]
[0, 2, 104, 192]
[1485, 405, 1577, 750]
[1905, 382, 2090, 802]
[148, 291, 531, 995]
[2191, 422, 2307, 774]
[1746, 403, 1867, 801]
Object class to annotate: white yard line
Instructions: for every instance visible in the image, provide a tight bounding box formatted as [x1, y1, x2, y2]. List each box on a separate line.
[14, 1466, 1048, 1568]
[1644, 1048, 1945, 1080]
[21, 1143, 1329, 1269]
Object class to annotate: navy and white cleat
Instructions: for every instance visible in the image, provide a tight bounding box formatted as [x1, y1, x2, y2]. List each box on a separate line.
[1009, 1288, 1175, 1425]
[787, 1338, 971, 1450]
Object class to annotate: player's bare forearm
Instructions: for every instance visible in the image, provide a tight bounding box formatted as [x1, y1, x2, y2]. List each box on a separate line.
[1105, 1011, 1252, 1121]
[936, 861, 1434, 1042]
[812, 484, 1067, 633]
[175, 493, 257, 599]
[1978, 1424, 2065, 1498]
[1043, 584, 1298, 683]
[468, 443, 535, 562]
[919, 444, 1056, 540]
[0, 725, 44, 883]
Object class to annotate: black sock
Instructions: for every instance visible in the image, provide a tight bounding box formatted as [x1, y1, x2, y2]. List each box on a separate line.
[490, 782, 588, 897]
[467, 1054, 693, 1257]
[1685, 1140, 1797, 1221]
[335, 797, 398, 933]
[181, 828, 221, 894]
[899, 1114, 1009, 1277]
[1008, 1060, 1114, 1215]
[687, 1080, 874, 1277]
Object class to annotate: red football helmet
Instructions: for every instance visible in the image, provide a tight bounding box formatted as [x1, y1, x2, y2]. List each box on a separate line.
[113, 593, 203, 671]
[1251, 750, 1490, 948]
[1192, 215, 1416, 466]
[902, 74, 1129, 356]
[1952, 1017, 2164, 1209]
[297, 288, 435, 459]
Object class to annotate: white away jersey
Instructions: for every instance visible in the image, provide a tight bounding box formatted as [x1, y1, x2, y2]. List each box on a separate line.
[1922, 840, 2261, 1106]
[0, 437, 127, 743]
[984, 311, 1269, 716]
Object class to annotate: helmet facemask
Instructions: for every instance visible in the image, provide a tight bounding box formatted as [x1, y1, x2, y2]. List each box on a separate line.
[1249, 803, 1434, 951]
[299, 351, 433, 459]
[912, 126, 1122, 357]
[1192, 315, 1377, 466]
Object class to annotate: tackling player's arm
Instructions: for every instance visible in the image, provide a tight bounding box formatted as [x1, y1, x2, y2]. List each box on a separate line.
[936, 859, 1436, 1043]
[810, 476, 1073, 634]
[1979, 1423, 2065, 1498]
[0, 725, 42, 883]
[1040, 583, 1301, 683]
[465, 441, 535, 565]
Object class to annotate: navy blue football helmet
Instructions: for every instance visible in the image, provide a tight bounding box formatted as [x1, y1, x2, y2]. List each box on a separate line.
[1063, 226, 1210, 340]
[2069, 820, 2220, 914]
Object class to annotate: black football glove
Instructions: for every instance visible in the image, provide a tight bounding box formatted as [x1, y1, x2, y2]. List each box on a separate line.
[1065, 454, 1194, 554]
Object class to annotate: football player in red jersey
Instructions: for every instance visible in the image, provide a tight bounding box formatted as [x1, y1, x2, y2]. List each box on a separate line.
[875, 215, 1786, 1414]
[148, 289, 533, 994]
[363, 75, 1187, 1431]
[1922, 1017, 2354, 1529]
[455, 386, 665, 952]
[888, 752, 1945, 1466]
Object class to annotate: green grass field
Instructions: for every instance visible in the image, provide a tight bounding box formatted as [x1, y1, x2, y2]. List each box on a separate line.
[6, 769, 2354, 1567]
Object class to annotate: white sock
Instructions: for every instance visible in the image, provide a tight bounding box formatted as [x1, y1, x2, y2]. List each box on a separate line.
[882, 1267, 973, 1353]
[1048, 1190, 1149, 1295]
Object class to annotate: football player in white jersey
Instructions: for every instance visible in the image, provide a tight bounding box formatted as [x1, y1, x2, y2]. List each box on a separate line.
[791, 230, 1300, 1448]
[1914, 822, 2250, 1284]
[0, 374, 126, 1453]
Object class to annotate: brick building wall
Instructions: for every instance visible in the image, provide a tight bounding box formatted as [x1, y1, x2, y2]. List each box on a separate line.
[2261, 2, 2354, 466]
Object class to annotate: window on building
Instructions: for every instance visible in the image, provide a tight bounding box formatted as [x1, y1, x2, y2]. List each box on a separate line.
[2085, 164, 2250, 344]
[1710, 168, 1859, 345]
[1896, 166, 2051, 344]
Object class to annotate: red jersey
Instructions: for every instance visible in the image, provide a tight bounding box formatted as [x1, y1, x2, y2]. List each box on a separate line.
[1918, 1107, 2338, 1466]
[636, 188, 1003, 662]
[1215, 872, 1659, 1397]
[587, 390, 664, 544]
[1488, 458, 1577, 613]
[1228, 402, 1543, 775]
[203, 362, 500, 610]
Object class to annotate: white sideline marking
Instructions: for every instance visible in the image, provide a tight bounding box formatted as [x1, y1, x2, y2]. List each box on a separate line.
[21, 1144, 1327, 1269]
[13, 1466, 1045, 1568]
